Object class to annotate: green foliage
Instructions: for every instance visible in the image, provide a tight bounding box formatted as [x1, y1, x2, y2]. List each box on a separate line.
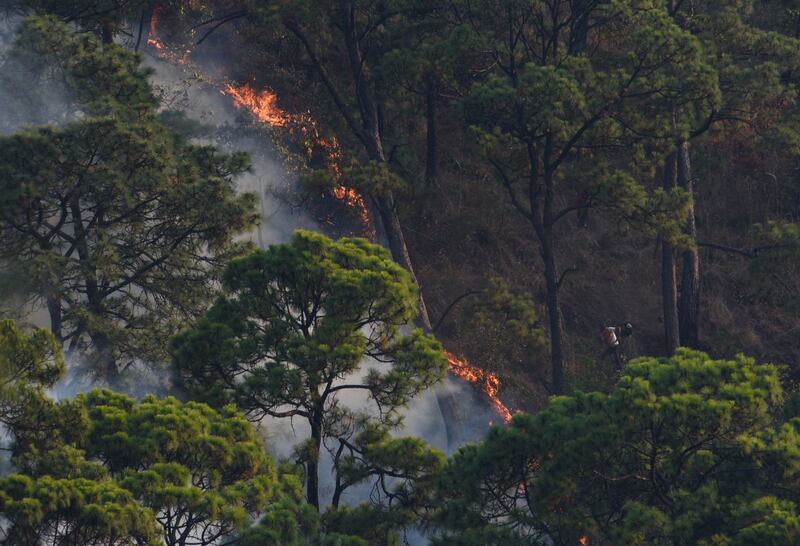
[1, 16, 156, 129]
[7, 1, 150, 38]
[0, 472, 160, 545]
[454, 278, 549, 396]
[0, 17, 258, 378]
[434, 349, 800, 545]
[322, 504, 403, 546]
[740, 221, 800, 308]
[459, 1, 717, 234]
[7, 389, 311, 545]
[172, 230, 446, 507]
[0, 320, 64, 442]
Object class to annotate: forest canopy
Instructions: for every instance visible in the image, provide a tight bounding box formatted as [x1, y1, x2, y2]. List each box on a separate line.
[2, 1, 800, 545]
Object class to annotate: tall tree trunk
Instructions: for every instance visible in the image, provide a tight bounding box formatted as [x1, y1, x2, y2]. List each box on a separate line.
[89, 330, 118, 384]
[677, 140, 700, 348]
[661, 152, 680, 355]
[570, 0, 590, 54]
[101, 19, 114, 44]
[135, 0, 156, 51]
[291, 14, 460, 446]
[542, 229, 564, 394]
[425, 73, 438, 183]
[307, 417, 322, 509]
[372, 192, 464, 446]
[373, 194, 432, 330]
[46, 296, 62, 343]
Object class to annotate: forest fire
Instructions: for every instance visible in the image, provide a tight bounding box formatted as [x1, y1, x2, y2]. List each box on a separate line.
[445, 351, 513, 423]
[221, 82, 374, 236]
[144, 12, 374, 236]
[142, 15, 507, 424]
[223, 83, 291, 127]
[146, 7, 190, 63]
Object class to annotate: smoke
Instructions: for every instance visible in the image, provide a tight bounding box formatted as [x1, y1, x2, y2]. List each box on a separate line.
[145, 59, 320, 247]
[0, 16, 500, 542]
[142, 51, 498, 510]
[0, 17, 76, 135]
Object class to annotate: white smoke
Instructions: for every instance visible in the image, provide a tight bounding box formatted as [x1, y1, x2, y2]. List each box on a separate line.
[0, 17, 499, 543]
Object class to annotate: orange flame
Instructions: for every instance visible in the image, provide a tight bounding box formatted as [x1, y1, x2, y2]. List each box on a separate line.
[146, 6, 190, 63]
[145, 9, 373, 236]
[445, 351, 512, 423]
[579, 536, 589, 546]
[223, 83, 292, 127]
[221, 84, 374, 236]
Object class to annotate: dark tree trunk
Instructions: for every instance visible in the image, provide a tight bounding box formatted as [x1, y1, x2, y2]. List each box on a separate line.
[373, 193, 432, 330]
[661, 152, 680, 355]
[372, 192, 464, 444]
[570, 0, 590, 54]
[307, 417, 322, 509]
[135, 0, 156, 51]
[425, 73, 438, 183]
[677, 140, 700, 348]
[101, 20, 114, 44]
[289, 11, 460, 446]
[90, 330, 119, 384]
[46, 296, 62, 342]
[542, 228, 564, 394]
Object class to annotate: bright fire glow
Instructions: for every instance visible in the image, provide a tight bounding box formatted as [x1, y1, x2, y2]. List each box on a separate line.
[146, 14, 513, 424]
[147, 6, 190, 63]
[223, 84, 291, 127]
[221, 83, 374, 236]
[445, 351, 512, 423]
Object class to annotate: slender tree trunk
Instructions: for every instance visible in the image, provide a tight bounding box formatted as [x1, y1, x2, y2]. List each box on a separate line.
[677, 140, 700, 347]
[372, 192, 464, 446]
[373, 194, 432, 330]
[542, 228, 564, 394]
[307, 417, 322, 509]
[101, 20, 114, 44]
[135, 0, 156, 51]
[70, 197, 117, 380]
[294, 13, 460, 447]
[570, 0, 590, 54]
[46, 296, 62, 342]
[661, 152, 680, 355]
[425, 73, 438, 183]
[89, 329, 118, 383]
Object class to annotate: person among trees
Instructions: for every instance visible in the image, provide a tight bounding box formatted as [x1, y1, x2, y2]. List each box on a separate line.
[600, 322, 633, 369]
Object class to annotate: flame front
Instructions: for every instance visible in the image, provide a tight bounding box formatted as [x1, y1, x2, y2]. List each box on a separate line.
[223, 83, 291, 127]
[221, 83, 374, 236]
[445, 351, 512, 423]
[144, 17, 510, 423]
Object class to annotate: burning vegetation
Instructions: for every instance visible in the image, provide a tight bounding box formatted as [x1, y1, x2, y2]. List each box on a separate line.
[446, 351, 513, 423]
[144, 14, 510, 426]
[222, 83, 291, 127]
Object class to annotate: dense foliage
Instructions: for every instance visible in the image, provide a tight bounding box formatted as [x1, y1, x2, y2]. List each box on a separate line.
[435, 350, 800, 545]
[2, 388, 314, 545]
[171, 230, 447, 508]
[3, 1, 800, 544]
[0, 17, 257, 381]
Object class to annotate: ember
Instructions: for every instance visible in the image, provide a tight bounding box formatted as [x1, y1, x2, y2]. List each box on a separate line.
[146, 6, 191, 64]
[220, 83, 374, 236]
[445, 351, 513, 423]
[222, 83, 291, 127]
[145, 14, 511, 424]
